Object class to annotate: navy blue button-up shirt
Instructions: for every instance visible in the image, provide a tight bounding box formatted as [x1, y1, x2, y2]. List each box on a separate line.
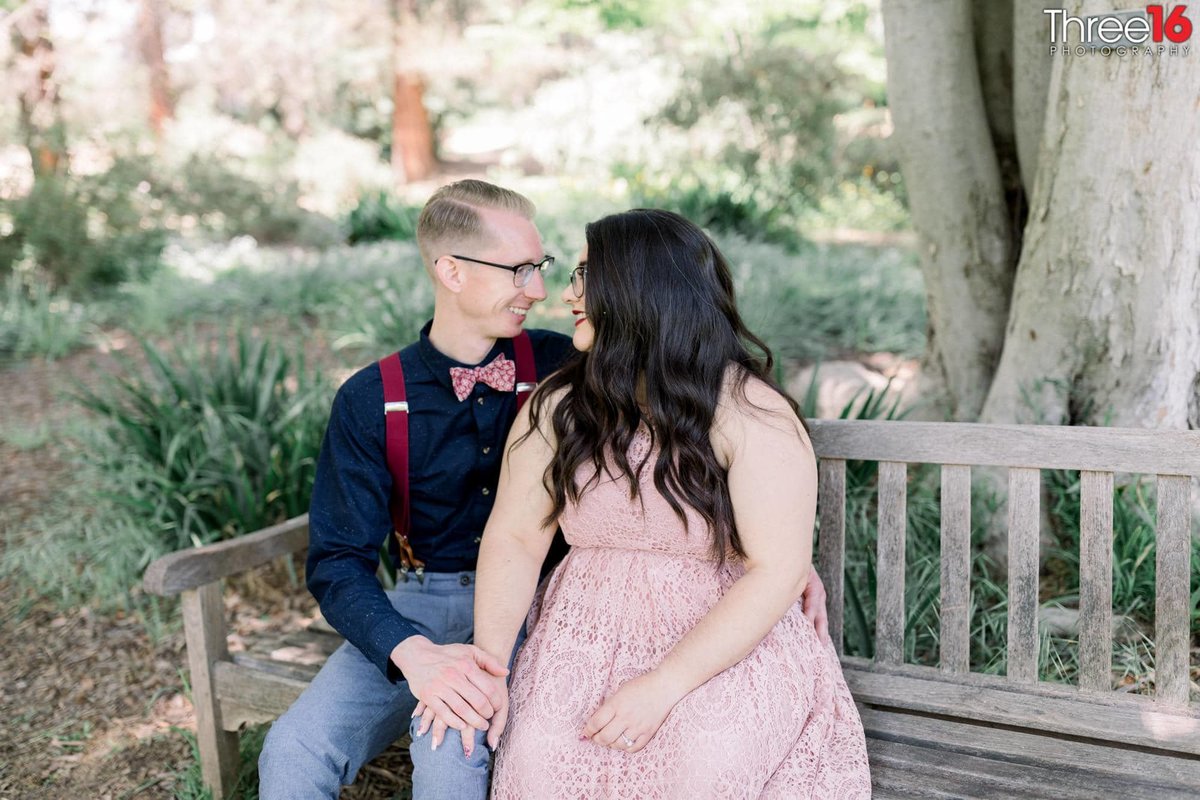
[306, 321, 576, 678]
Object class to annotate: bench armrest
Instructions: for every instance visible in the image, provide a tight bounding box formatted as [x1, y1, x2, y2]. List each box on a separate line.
[143, 515, 310, 597]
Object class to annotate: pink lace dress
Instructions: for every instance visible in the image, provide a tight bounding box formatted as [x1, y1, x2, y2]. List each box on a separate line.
[491, 427, 870, 799]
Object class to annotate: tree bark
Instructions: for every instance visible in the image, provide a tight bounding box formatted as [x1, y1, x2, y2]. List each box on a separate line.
[136, 0, 174, 138]
[391, 0, 436, 184]
[1013, 2, 1058, 194]
[981, 9, 1200, 429]
[10, 1, 66, 178]
[882, 0, 1015, 419]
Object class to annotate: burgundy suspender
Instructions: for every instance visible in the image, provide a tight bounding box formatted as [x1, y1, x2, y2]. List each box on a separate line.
[378, 351, 411, 544]
[379, 331, 536, 571]
[513, 330, 536, 412]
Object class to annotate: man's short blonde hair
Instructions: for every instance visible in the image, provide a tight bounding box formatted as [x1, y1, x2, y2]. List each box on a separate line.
[416, 180, 536, 270]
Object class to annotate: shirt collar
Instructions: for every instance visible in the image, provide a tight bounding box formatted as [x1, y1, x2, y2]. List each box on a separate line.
[415, 320, 512, 392]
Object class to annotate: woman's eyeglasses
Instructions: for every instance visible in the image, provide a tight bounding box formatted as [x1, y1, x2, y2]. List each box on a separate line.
[570, 264, 587, 298]
[451, 254, 555, 288]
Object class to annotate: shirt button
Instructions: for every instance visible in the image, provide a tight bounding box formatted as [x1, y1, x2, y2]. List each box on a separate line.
[482, 487, 490, 496]
[474, 536, 482, 544]
[460, 574, 472, 586]
[482, 446, 491, 455]
[477, 397, 484, 405]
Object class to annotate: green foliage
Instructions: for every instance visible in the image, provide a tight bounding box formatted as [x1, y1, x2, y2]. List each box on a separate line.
[0, 272, 91, 360]
[721, 236, 926, 361]
[102, 241, 418, 338]
[76, 330, 331, 551]
[161, 155, 337, 247]
[0, 162, 168, 292]
[557, 0, 677, 29]
[328, 264, 435, 356]
[345, 191, 421, 245]
[659, 38, 850, 208]
[622, 170, 803, 250]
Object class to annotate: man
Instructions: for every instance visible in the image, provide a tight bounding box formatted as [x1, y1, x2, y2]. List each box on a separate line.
[259, 180, 828, 799]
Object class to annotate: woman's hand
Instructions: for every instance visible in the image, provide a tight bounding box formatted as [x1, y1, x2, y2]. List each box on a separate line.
[413, 672, 510, 755]
[580, 670, 684, 753]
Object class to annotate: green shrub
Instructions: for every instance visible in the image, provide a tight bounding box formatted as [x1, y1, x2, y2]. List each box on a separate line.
[0, 162, 168, 292]
[77, 330, 331, 551]
[344, 191, 421, 245]
[621, 170, 803, 250]
[327, 261, 435, 356]
[160, 155, 339, 247]
[720, 236, 926, 361]
[0, 272, 91, 360]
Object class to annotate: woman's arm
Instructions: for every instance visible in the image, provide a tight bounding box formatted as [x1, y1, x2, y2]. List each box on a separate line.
[583, 376, 816, 751]
[461, 395, 562, 747]
[473, 398, 561, 662]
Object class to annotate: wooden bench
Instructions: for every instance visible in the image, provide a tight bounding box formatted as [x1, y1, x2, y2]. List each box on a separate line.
[145, 421, 1200, 799]
[811, 421, 1200, 799]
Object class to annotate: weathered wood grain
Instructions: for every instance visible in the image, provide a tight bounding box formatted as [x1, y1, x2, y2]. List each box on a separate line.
[859, 707, 1200, 792]
[182, 584, 239, 800]
[866, 738, 1178, 800]
[231, 652, 322, 684]
[213, 661, 309, 731]
[842, 660, 1200, 755]
[939, 465, 971, 674]
[817, 458, 847, 655]
[809, 420, 1200, 475]
[1078, 470, 1114, 693]
[1155, 475, 1192, 707]
[144, 515, 309, 597]
[875, 461, 907, 665]
[1006, 468, 1040, 684]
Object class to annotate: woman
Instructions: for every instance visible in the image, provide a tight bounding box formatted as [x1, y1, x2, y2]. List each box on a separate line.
[472, 209, 869, 798]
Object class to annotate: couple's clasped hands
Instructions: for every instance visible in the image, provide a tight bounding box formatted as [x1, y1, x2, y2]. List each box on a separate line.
[404, 635, 680, 757]
[401, 569, 830, 756]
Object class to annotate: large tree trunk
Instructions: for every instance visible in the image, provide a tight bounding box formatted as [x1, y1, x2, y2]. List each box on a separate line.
[136, 0, 174, 139]
[881, 0, 1015, 419]
[10, 1, 66, 179]
[390, 0, 436, 184]
[1012, 2, 1058, 193]
[981, 4, 1200, 428]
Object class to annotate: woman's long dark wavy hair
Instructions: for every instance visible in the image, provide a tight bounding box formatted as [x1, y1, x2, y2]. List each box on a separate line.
[524, 208, 807, 564]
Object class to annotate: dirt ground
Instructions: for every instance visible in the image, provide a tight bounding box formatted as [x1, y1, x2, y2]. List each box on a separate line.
[0, 342, 414, 800]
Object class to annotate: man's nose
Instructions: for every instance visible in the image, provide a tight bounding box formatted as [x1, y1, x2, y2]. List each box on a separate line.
[524, 269, 548, 301]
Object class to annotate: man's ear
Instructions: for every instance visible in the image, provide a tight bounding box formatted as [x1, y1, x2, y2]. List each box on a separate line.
[433, 255, 466, 293]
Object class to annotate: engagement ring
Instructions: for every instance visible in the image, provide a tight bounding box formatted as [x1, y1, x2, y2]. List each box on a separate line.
[621, 735, 635, 748]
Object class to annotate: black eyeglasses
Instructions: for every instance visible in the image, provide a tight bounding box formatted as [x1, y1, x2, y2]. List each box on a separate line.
[451, 254, 555, 288]
[570, 263, 587, 297]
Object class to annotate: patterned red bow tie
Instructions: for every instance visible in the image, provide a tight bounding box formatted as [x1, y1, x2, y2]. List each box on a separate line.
[450, 353, 516, 401]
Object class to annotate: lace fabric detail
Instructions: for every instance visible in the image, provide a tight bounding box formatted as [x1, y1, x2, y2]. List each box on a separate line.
[492, 430, 871, 799]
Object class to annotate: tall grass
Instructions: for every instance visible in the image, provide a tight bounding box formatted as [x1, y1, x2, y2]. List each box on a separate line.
[721, 235, 926, 362]
[77, 330, 331, 550]
[0, 272, 92, 361]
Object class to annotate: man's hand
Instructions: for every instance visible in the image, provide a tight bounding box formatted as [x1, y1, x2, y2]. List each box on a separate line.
[800, 568, 829, 642]
[391, 636, 508, 755]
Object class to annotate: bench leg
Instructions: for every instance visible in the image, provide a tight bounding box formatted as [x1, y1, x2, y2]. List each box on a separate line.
[183, 583, 240, 800]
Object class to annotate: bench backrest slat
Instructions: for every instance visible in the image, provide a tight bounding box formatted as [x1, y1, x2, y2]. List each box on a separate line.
[1079, 470, 1115, 693]
[1006, 467, 1042, 684]
[1156, 474, 1193, 708]
[939, 464, 972, 674]
[808, 420, 1197, 721]
[817, 458, 847, 657]
[810, 420, 1200, 474]
[875, 462, 908, 665]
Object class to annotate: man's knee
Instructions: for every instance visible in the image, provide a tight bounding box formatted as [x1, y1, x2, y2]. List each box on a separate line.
[258, 708, 347, 794]
[409, 723, 490, 800]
